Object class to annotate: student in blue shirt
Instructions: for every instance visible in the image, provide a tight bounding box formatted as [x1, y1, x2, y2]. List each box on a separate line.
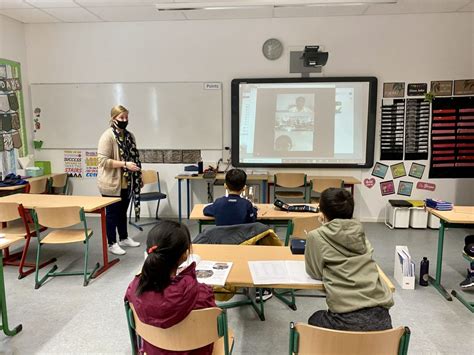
[203, 169, 257, 226]
[203, 169, 272, 302]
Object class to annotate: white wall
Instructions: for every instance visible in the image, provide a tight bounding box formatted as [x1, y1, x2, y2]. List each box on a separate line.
[24, 12, 474, 220]
[0, 14, 32, 155]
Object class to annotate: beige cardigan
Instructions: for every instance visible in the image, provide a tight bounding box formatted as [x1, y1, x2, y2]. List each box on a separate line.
[97, 128, 132, 196]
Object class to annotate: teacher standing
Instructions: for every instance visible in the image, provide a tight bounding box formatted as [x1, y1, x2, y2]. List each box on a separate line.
[97, 105, 142, 255]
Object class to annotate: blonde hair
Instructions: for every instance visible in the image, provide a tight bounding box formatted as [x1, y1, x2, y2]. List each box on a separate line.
[110, 105, 129, 124]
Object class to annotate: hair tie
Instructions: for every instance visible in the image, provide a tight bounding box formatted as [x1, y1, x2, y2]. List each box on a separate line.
[148, 245, 158, 254]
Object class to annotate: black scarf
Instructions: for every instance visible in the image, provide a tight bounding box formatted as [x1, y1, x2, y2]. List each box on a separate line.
[111, 126, 142, 220]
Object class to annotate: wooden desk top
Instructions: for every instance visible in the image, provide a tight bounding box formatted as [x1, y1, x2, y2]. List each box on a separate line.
[0, 194, 120, 212]
[427, 206, 474, 224]
[190, 203, 319, 221]
[0, 236, 24, 251]
[192, 244, 394, 292]
[0, 174, 62, 192]
[176, 173, 269, 181]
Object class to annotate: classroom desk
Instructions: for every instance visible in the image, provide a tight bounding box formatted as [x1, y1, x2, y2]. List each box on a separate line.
[0, 194, 121, 278]
[192, 244, 394, 321]
[0, 236, 24, 336]
[175, 174, 269, 222]
[0, 174, 61, 194]
[190, 203, 319, 246]
[426, 206, 474, 302]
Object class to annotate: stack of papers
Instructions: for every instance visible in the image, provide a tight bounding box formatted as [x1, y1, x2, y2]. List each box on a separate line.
[248, 261, 322, 285]
[397, 247, 415, 277]
[425, 198, 453, 211]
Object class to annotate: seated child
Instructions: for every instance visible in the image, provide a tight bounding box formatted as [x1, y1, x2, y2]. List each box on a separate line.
[305, 188, 394, 331]
[125, 220, 216, 355]
[203, 168, 257, 226]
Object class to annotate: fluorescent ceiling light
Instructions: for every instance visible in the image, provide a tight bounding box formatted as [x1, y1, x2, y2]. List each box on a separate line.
[156, 1, 397, 11]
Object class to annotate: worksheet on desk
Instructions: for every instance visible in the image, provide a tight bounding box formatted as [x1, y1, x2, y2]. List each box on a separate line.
[248, 261, 323, 285]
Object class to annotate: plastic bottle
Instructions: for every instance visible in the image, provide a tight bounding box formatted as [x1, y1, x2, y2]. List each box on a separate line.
[419, 257, 429, 286]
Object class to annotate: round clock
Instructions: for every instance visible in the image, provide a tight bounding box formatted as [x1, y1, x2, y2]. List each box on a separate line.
[262, 38, 283, 60]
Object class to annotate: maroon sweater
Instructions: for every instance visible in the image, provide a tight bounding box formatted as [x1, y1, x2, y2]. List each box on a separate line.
[125, 263, 216, 355]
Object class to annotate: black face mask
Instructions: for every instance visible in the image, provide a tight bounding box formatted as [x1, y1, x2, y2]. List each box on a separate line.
[114, 120, 128, 130]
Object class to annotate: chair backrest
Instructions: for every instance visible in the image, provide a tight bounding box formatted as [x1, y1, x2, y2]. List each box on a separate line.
[289, 323, 410, 355]
[291, 217, 321, 239]
[311, 178, 344, 194]
[141, 170, 159, 186]
[33, 206, 83, 229]
[0, 202, 21, 223]
[127, 303, 228, 352]
[28, 177, 49, 194]
[275, 173, 307, 188]
[50, 173, 69, 194]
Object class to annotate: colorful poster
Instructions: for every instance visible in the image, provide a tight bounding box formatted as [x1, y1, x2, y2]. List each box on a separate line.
[409, 163, 425, 179]
[380, 180, 395, 196]
[372, 162, 389, 179]
[84, 150, 98, 178]
[64, 150, 83, 178]
[398, 181, 414, 196]
[390, 162, 406, 179]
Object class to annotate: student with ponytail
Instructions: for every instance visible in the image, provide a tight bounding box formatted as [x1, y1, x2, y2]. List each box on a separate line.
[125, 220, 216, 355]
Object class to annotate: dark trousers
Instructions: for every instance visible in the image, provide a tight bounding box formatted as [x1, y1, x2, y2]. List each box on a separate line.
[103, 189, 130, 246]
[308, 306, 392, 331]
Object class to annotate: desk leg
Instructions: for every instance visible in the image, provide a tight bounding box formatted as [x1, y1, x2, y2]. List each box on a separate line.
[93, 208, 120, 279]
[261, 181, 267, 203]
[186, 179, 190, 219]
[218, 288, 265, 321]
[273, 289, 297, 310]
[0, 253, 22, 336]
[284, 220, 292, 247]
[428, 220, 452, 301]
[178, 179, 182, 222]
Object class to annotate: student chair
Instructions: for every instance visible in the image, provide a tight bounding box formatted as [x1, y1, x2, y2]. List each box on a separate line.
[274, 173, 308, 203]
[0, 202, 54, 279]
[309, 178, 344, 203]
[32, 206, 100, 288]
[49, 173, 69, 195]
[25, 176, 49, 194]
[125, 301, 234, 355]
[129, 170, 167, 231]
[289, 216, 321, 241]
[288, 322, 411, 355]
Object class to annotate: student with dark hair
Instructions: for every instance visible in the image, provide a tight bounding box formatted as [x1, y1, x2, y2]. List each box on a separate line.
[305, 188, 394, 331]
[203, 168, 257, 226]
[125, 220, 215, 355]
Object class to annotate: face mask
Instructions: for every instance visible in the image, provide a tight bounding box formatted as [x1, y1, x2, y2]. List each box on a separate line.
[114, 120, 128, 129]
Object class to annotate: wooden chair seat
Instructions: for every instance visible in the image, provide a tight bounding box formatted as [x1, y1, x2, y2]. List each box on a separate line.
[275, 191, 305, 198]
[41, 229, 92, 244]
[0, 220, 36, 237]
[212, 328, 234, 355]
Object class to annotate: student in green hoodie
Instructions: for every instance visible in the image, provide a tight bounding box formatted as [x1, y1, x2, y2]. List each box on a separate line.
[305, 188, 394, 331]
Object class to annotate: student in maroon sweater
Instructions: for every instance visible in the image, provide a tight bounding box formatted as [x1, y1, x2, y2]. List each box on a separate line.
[125, 221, 216, 355]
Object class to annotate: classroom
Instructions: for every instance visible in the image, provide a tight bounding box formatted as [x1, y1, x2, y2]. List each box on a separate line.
[0, 0, 473, 354]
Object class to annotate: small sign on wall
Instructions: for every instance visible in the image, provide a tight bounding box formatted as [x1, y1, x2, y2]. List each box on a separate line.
[431, 80, 453, 96]
[383, 82, 405, 98]
[407, 83, 427, 96]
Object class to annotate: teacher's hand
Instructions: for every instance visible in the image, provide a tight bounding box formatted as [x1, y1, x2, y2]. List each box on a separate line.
[125, 161, 141, 172]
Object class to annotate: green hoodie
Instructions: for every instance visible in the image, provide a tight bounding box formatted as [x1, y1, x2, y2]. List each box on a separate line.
[305, 219, 394, 314]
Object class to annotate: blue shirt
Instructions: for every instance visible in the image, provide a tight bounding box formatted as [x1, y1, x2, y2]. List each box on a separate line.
[203, 194, 257, 226]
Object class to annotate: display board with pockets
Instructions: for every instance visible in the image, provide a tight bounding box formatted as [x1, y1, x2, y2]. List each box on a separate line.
[30, 82, 223, 150]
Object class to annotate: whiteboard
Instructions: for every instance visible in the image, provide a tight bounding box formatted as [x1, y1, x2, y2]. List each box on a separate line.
[31, 82, 223, 149]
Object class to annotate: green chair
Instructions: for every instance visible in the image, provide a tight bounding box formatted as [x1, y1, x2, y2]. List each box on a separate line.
[49, 173, 69, 195]
[125, 301, 234, 355]
[32, 206, 99, 288]
[289, 322, 410, 355]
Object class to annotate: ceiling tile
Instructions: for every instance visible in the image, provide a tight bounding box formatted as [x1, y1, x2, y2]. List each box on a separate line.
[25, 0, 78, 8]
[41, 7, 102, 21]
[274, 4, 368, 17]
[457, 0, 474, 11]
[183, 6, 273, 20]
[0, 7, 60, 22]
[0, 0, 32, 9]
[87, 5, 186, 21]
[76, 0, 168, 7]
[365, 0, 472, 15]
